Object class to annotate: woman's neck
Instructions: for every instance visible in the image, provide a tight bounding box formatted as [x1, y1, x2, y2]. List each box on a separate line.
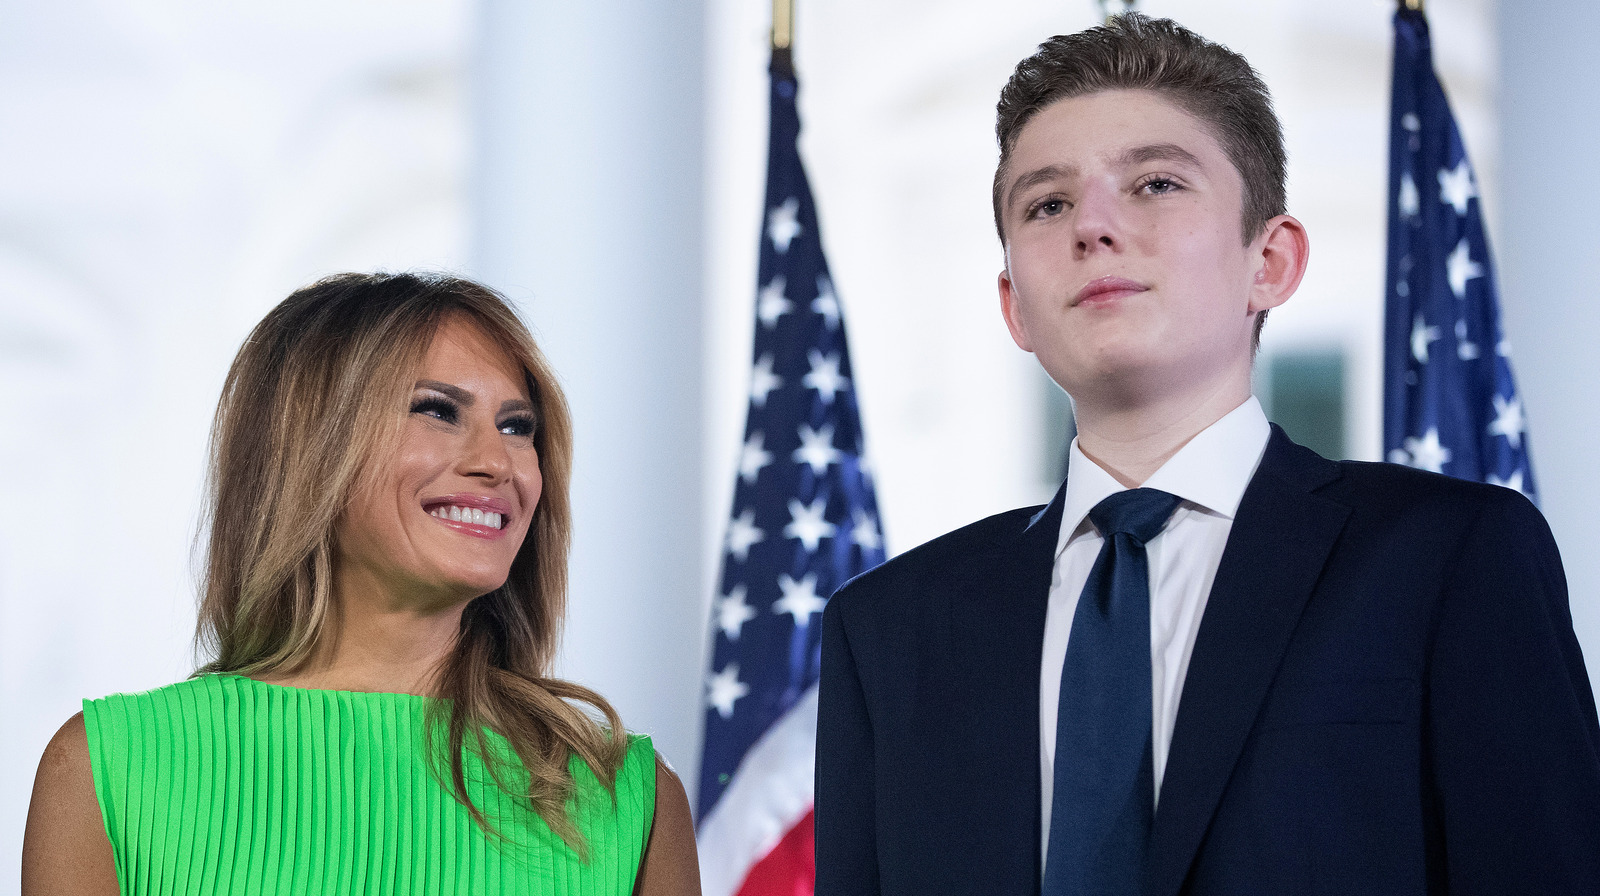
[256, 583, 468, 697]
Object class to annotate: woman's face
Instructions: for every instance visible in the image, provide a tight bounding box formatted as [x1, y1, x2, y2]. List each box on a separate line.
[334, 316, 542, 610]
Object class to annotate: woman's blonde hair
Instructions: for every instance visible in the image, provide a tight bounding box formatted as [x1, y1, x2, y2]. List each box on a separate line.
[195, 271, 624, 845]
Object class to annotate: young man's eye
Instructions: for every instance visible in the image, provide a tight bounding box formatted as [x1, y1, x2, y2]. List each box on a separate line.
[499, 415, 537, 438]
[1028, 197, 1068, 219]
[411, 396, 459, 424]
[1139, 177, 1181, 195]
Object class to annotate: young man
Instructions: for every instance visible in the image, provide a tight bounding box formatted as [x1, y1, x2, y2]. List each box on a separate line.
[816, 14, 1600, 896]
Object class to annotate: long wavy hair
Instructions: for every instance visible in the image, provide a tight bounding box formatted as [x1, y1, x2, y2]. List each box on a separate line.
[194, 271, 625, 846]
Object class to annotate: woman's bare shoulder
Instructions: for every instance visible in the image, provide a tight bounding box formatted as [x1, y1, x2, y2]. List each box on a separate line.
[634, 757, 700, 896]
[22, 712, 119, 895]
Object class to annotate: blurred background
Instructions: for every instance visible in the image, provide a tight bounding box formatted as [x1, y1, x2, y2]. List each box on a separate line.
[4, 0, 1597, 886]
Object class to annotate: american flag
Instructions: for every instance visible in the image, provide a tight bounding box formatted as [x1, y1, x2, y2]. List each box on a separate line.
[1384, 5, 1537, 502]
[695, 48, 886, 896]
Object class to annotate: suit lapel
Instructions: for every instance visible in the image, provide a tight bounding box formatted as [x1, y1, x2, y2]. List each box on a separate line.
[1146, 428, 1351, 896]
[945, 481, 1065, 893]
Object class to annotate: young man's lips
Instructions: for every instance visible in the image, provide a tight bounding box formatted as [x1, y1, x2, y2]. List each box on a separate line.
[1074, 277, 1148, 306]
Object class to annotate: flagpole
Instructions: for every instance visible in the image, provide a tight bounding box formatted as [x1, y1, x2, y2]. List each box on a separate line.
[772, 0, 794, 75]
[1098, 0, 1137, 22]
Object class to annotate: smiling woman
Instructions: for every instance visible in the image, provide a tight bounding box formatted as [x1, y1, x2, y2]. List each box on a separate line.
[21, 273, 699, 895]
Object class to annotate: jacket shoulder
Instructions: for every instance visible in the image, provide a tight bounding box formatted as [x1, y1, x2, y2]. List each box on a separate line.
[1325, 457, 1543, 524]
[829, 503, 1045, 615]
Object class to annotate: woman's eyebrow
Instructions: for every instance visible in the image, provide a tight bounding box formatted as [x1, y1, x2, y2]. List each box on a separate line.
[415, 380, 474, 405]
[417, 380, 533, 416]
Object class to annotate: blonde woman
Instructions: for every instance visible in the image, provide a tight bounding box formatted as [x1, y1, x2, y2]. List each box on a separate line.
[22, 273, 699, 895]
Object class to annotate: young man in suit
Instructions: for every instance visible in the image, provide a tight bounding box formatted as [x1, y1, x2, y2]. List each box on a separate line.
[816, 14, 1600, 896]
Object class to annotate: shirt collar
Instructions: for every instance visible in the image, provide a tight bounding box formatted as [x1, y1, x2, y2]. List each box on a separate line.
[1055, 396, 1271, 559]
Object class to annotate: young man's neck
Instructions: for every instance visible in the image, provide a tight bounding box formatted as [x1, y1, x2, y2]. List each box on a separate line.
[1072, 377, 1254, 488]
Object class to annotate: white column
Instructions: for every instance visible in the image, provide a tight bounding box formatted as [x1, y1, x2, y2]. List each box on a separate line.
[1498, 1, 1600, 676]
[470, 1, 709, 777]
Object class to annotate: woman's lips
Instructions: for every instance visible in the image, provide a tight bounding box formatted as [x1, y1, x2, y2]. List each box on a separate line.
[1074, 276, 1148, 306]
[423, 494, 513, 539]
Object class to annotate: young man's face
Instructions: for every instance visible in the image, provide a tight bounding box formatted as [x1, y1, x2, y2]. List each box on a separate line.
[997, 89, 1270, 407]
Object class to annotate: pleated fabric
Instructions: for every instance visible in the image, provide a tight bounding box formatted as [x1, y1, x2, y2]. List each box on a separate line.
[82, 675, 655, 896]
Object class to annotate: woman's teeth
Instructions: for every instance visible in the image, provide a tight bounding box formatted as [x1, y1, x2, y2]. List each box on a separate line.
[429, 506, 504, 529]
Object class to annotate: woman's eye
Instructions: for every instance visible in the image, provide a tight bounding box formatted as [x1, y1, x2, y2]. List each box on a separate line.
[499, 415, 537, 437]
[411, 396, 458, 424]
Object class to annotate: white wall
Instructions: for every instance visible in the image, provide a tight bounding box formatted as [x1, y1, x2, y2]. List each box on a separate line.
[469, 0, 711, 782]
[1498, 0, 1600, 676]
[0, 1, 472, 886]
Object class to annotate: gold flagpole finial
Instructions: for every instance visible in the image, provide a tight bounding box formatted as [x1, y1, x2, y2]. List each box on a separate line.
[772, 0, 794, 50]
[1097, 0, 1137, 22]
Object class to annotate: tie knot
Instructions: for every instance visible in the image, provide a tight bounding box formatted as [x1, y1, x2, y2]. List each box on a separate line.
[1088, 488, 1182, 544]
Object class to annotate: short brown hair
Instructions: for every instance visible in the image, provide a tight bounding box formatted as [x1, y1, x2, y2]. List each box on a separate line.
[992, 13, 1286, 247]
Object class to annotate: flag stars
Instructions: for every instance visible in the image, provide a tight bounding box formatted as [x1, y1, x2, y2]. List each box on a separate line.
[851, 508, 882, 552]
[1455, 320, 1480, 360]
[773, 573, 827, 624]
[785, 497, 837, 552]
[705, 664, 750, 719]
[715, 585, 757, 641]
[1398, 171, 1420, 219]
[1438, 160, 1478, 216]
[1488, 468, 1528, 497]
[813, 275, 841, 329]
[1488, 394, 1527, 449]
[738, 431, 774, 485]
[726, 509, 765, 562]
[1411, 314, 1441, 364]
[803, 350, 849, 404]
[1403, 428, 1452, 473]
[757, 276, 793, 328]
[794, 423, 842, 474]
[750, 354, 783, 408]
[767, 197, 802, 253]
[1446, 238, 1484, 300]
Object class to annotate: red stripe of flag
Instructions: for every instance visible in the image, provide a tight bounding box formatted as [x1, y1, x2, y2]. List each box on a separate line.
[733, 809, 815, 896]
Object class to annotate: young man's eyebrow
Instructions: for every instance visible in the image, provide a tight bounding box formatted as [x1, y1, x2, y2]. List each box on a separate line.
[1005, 143, 1205, 215]
[1005, 164, 1077, 215]
[1115, 142, 1206, 171]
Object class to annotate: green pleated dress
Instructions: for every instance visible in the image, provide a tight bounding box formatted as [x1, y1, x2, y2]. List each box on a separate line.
[82, 674, 654, 895]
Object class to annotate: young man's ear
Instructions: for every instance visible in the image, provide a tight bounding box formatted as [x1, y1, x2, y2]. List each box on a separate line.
[997, 268, 1035, 353]
[1248, 214, 1310, 313]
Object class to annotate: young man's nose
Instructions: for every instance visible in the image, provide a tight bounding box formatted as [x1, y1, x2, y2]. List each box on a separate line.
[1072, 182, 1123, 256]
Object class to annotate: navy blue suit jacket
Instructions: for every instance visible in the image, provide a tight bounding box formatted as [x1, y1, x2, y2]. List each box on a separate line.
[816, 427, 1600, 895]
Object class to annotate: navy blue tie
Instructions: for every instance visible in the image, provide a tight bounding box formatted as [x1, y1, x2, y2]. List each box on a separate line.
[1044, 488, 1182, 896]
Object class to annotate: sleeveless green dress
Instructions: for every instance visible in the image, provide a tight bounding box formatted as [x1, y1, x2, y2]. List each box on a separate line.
[82, 674, 655, 895]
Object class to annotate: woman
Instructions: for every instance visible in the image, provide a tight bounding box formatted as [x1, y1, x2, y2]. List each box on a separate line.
[22, 273, 700, 894]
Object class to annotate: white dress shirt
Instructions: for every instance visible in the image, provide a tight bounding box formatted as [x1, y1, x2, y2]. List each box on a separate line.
[1039, 397, 1271, 863]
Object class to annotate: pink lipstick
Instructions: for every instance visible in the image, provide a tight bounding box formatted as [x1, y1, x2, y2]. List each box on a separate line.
[422, 494, 514, 540]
